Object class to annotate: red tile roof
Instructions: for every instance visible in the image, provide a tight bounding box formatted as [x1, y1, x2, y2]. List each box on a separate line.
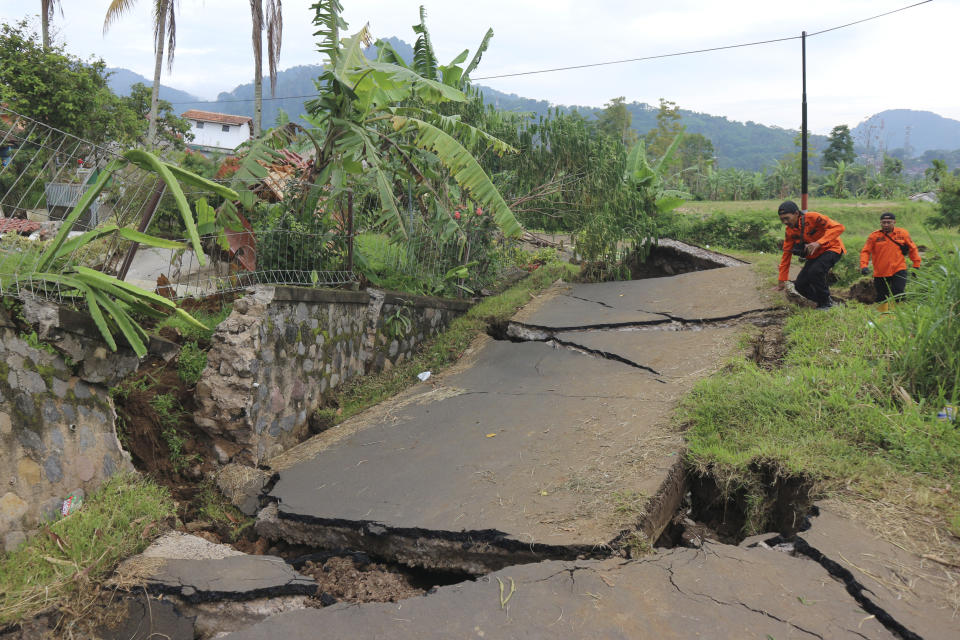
[181, 110, 253, 126]
[0, 219, 42, 234]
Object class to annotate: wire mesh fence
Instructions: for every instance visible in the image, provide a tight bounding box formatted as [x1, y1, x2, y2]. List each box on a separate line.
[1, 105, 517, 308]
[0, 105, 357, 304]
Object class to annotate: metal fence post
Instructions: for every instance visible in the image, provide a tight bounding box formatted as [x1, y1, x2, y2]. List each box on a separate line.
[346, 189, 354, 274]
[117, 180, 166, 281]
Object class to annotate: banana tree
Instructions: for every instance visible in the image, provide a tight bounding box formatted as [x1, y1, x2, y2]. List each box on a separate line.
[14, 149, 238, 357]
[302, 0, 521, 240]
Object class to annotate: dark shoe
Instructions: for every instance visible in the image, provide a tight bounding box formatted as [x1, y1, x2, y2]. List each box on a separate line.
[815, 302, 834, 310]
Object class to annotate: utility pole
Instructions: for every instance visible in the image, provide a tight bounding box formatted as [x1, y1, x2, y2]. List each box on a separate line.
[801, 31, 808, 211]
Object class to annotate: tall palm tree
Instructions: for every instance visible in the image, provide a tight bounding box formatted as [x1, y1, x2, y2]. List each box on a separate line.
[250, 0, 282, 137]
[103, 0, 178, 146]
[40, 0, 61, 49]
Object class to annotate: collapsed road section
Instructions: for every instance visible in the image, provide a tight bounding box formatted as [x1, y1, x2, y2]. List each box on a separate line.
[255, 266, 769, 574]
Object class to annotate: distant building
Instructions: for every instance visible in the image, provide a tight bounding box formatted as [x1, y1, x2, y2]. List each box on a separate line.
[181, 110, 252, 153]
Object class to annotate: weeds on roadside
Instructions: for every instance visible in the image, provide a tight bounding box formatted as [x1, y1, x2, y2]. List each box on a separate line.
[149, 394, 200, 473]
[883, 242, 960, 405]
[156, 303, 231, 342]
[0, 473, 176, 627]
[177, 341, 207, 385]
[196, 482, 253, 542]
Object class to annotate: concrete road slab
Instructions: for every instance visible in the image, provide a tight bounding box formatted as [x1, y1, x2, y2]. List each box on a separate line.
[221, 542, 897, 640]
[555, 326, 742, 381]
[796, 505, 958, 640]
[267, 343, 681, 559]
[519, 266, 765, 329]
[263, 270, 755, 571]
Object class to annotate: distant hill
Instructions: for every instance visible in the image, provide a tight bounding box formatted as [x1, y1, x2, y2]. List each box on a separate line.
[105, 68, 203, 108]
[853, 109, 960, 157]
[111, 42, 960, 171]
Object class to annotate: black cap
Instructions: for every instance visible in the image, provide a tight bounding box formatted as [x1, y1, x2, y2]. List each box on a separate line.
[778, 200, 800, 214]
[880, 212, 896, 220]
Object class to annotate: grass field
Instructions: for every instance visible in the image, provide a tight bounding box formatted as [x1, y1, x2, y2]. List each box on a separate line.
[679, 198, 960, 580]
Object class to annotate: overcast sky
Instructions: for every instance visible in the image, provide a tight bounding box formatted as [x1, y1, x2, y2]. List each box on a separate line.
[4, 0, 957, 134]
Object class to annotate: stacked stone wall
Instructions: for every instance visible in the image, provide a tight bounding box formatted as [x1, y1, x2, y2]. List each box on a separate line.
[195, 287, 469, 464]
[0, 327, 132, 551]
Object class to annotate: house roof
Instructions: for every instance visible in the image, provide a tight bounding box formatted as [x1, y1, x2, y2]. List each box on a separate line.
[181, 110, 253, 126]
[0, 218, 42, 234]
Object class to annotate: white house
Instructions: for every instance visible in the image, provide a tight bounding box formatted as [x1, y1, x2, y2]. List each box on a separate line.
[182, 110, 253, 152]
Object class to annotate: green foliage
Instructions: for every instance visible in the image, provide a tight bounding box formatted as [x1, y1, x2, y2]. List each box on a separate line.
[822, 125, 855, 169]
[150, 393, 200, 473]
[0, 21, 140, 147]
[660, 211, 780, 252]
[384, 304, 413, 339]
[883, 243, 960, 403]
[0, 473, 176, 626]
[4, 150, 233, 358]
[644, 99, 683, 162]
[19, 330, 58, 357]
[929, 174, 960, 229]
[177, 340, 207, 385]
[150, 393, 180, 428]
[156, 303, 231, 343]
[596, 97, 637, 146]
[303, 2, 521, 241]
[120, 82, 193, 149]
[196, 482, 253, 542]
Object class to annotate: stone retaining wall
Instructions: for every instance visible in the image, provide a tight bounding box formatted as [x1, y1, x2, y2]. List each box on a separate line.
[0, 312, 134, 551]
[194, 287, 470, 464]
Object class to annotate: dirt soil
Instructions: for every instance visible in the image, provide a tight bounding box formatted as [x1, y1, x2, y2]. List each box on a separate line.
[300, 555, 426, 604]
[113, 356, 216, 514]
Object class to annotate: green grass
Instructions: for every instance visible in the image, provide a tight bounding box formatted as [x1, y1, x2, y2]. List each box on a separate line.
[0, 473, 176, 626]
[177, 340, 207, 385]
[682, 302, 960, 532]
[673, 199, 955, 287]
[313, 260, 578, 428]
[155, 303, 232, 343]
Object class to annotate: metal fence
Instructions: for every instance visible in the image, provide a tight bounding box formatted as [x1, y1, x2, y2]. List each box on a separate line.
[1, 105, 517, 307]
[0, 106, 356, 305]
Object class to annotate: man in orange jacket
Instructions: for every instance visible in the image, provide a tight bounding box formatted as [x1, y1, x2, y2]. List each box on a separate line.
[859, 212, 921, 305]
[775, 200, 846, 309]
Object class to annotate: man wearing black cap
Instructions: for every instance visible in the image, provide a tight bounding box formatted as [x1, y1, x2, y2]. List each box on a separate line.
[859, 212, 921, 310]
[775, 200, 846, 309]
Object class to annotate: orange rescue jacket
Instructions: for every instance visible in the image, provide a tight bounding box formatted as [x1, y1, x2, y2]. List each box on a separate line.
[859, 227, 921, 278]
[778, 211, 846, 282]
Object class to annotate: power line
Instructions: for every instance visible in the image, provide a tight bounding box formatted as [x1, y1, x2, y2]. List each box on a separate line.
[169, 0, 932, 105]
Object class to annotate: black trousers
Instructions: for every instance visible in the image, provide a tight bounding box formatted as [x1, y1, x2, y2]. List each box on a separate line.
[874, 270, 907, 302]
[795, 250, 842, 306]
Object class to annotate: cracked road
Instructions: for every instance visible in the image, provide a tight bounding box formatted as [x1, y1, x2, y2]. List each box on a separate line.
[260, 267, 766, 572]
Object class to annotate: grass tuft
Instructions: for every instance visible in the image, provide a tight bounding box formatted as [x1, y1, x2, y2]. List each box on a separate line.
[0, 473, 176, 627]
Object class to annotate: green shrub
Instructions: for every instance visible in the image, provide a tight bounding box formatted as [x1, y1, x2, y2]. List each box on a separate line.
[155, 303, 231, 342]
[661, 211, 780, 252]
[177, 341, 207, 385]
[884, 243, 960, 403]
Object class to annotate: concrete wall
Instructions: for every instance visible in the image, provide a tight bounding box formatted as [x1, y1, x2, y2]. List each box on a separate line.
[0, 322, 133, 551]
[194, 286, 470, 465]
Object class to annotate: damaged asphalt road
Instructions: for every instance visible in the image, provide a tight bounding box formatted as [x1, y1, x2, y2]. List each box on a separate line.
[258, 267, 768, 574]
[103, 263, 956, 639]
